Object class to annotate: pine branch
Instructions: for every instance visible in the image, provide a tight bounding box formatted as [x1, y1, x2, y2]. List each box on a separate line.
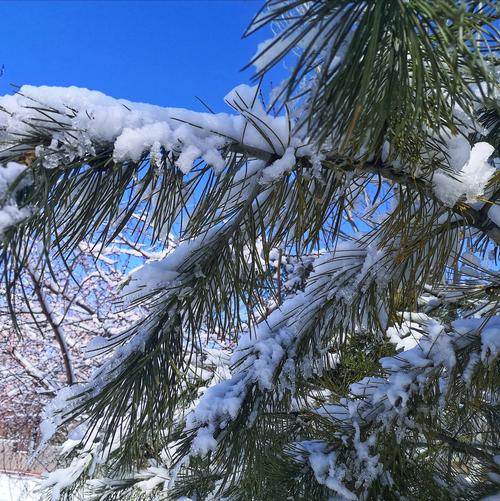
[0, 2, 498, 498]
[227, 142, 500, 245]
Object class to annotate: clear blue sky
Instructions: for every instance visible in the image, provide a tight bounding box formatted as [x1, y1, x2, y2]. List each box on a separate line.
[0, 0, 276, 112]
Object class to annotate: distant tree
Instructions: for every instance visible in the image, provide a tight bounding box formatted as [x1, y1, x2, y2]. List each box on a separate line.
[0, 1, 499, 499]
[0, 232, 151, 449]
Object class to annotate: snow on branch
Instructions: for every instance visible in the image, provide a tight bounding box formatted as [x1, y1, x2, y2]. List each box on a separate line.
[181, 241, 398, 458]
[0, 161, 31, 235]
[0, 85, 292, 173]
[288, 314, 500, 498]
[0, 85, 498, 247]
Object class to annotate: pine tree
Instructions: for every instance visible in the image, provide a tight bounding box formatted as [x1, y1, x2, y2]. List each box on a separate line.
[0, 1, 499, 499]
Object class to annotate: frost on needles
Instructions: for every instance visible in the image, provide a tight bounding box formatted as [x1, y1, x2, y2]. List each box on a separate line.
[0, 1, 499, 500]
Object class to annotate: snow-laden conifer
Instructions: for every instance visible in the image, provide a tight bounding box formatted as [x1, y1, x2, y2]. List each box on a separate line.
[1, 1, 499, 499]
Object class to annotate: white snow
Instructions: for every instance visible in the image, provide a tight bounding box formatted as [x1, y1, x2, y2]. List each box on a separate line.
[0, 162, 31, 234]
[480, 327, 500, 363]
[0, 475, 40, 501]
[0, 162, 26, 187]
[488, 204, 500, 227]
[433, 141, 495, 206]
[183, 241, 395, 459]
[445, 133, 471, 171]
[38, 456, 91, 501]
[295, 442, 357, 500]
[252, 36, 291, 73]
[260, 147, 296, 184]
[0, 7, 497, 500]
[316, 314, 500, 444]
[387, 317, 425, 351]
[189, 425, 219, 456]
[285, 310, 499, 500]
[0, 205, 30, 233]
[0, 85, 293, 176]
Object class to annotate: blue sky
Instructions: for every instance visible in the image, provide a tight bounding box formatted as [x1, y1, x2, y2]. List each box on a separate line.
[0, 0, 275, 112]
